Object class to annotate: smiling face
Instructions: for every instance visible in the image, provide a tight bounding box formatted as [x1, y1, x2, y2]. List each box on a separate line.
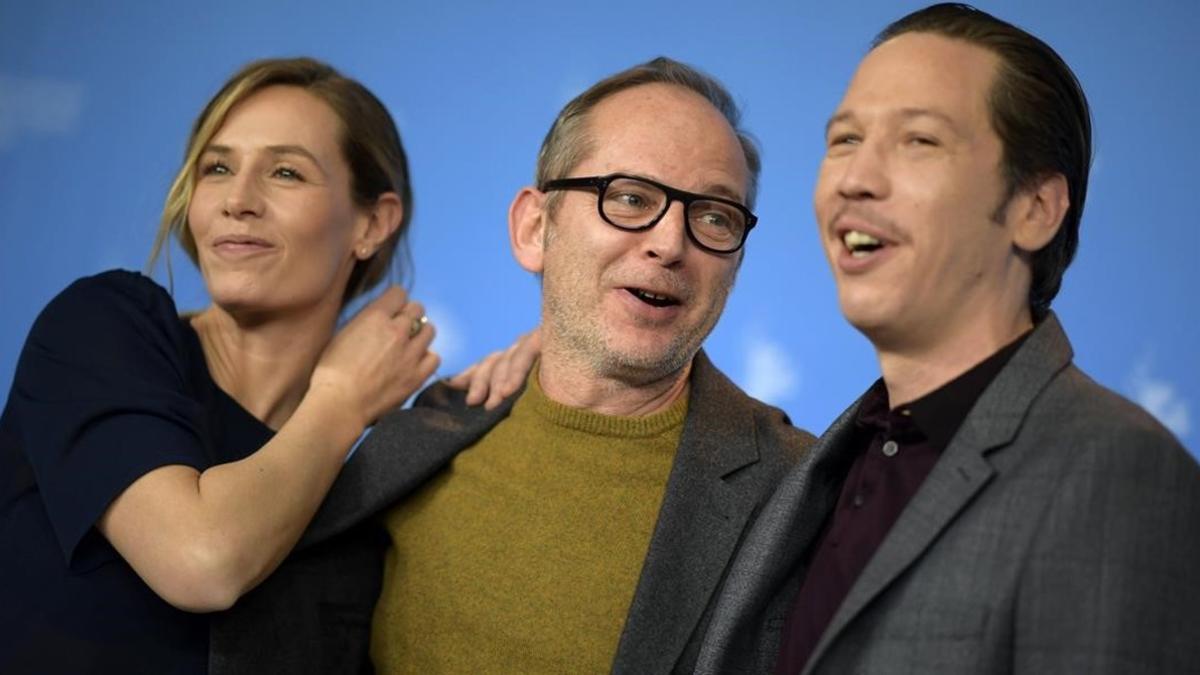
[815, 32, 1036, 355]
[525, 83, 749, 383]
[187, 85, 368, 322]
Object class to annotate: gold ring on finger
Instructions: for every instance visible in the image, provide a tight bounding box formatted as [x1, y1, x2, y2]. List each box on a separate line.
[408, 314, 428, 338]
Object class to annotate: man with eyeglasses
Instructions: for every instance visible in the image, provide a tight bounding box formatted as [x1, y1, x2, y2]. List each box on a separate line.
[209, 57, 814, 675]
[376, 56, 815, 674]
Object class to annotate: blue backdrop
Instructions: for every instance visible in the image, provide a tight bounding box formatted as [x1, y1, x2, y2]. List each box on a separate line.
[1, 0, 1196, 456]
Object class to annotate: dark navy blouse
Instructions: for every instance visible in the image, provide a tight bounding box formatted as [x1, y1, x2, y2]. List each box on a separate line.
[0, 270, 273, 674]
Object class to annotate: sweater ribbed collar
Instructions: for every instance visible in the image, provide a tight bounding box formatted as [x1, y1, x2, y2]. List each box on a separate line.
[521, 362, 690, 438]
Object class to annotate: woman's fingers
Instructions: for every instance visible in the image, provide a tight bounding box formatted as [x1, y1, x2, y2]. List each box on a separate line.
[465, 353, 501, 406]
[368, 285, 409, 318]
[311, 287, 442, 426]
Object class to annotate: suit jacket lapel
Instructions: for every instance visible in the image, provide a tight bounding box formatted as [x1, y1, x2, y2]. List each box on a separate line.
[611, 352, 767, 673]
[298, 382, 517, 549]
[694, 400, 860, 674]
[803, 314, 1075, 674]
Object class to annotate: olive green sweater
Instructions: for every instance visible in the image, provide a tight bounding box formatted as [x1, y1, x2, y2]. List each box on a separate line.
[371, 371, 687, 673]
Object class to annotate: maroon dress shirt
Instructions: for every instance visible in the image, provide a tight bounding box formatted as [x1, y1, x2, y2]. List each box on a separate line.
[774, 334, 1029, 674]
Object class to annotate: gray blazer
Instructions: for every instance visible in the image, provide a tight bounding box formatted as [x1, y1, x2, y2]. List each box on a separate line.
[695, 314, 1200, 674]
[209, 351, 813, 674]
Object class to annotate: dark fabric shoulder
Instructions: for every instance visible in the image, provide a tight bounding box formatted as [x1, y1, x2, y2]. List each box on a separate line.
[413, 379, 475, 412]
[1032, 364, 1196, 470]
[42, 270, 183, 342]
[751, 402, 817, 470]
[692, 350, 816, 469]
[28, 270, 194, 398]
[1015, 366, 1200, 674]
[412, 377, 523, 418]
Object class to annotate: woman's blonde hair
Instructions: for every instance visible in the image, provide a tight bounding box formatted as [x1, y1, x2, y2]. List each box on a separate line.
[148, 57, 413, 304]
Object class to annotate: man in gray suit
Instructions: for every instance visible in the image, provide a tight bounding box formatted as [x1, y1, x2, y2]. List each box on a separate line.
[696, 4, 1200, 674]
[211, 57, 812, 675]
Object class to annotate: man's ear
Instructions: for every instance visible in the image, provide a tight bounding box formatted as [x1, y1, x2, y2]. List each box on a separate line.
[509, 187, 547, 274]
[1011, 173, 1069, 254]
[354, 192, 404, 259]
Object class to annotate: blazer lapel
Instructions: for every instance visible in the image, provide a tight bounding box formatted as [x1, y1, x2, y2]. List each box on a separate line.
[611, 353, 768, 673]
[298, 382, 517, 549]
[802, 315, 1075, 674]
[694, 400, 860, 674]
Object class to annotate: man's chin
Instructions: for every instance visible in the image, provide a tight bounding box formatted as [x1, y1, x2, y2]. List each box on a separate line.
[840, 302, 896, 341]
[598, 340, 697, 385]
[838, 286, 898, 329]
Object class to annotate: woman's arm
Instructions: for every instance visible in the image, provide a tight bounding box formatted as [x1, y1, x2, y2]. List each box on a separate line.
[98, 287, 437, 612]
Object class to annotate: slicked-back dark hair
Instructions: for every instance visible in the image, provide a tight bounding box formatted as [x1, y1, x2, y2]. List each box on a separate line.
[875, 3, 1092, 318]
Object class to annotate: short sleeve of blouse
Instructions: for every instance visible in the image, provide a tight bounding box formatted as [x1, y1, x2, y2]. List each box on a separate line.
[10, 270, 210, 567]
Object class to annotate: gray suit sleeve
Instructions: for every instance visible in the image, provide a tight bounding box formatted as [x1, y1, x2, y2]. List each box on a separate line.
[1014, 426, 1200, 674]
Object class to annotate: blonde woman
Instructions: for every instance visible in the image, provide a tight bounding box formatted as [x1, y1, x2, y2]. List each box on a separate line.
[0, 57, 529, 673]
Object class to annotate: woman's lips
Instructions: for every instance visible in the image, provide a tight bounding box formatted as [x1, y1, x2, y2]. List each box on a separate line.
[212, 236, 275, 259]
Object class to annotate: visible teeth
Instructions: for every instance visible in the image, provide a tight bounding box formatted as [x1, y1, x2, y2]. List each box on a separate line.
[843, 230, 882, 251]
[631, 288, 677, 307]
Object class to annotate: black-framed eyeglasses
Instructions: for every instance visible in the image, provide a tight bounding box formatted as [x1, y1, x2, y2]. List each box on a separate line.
[538, 173, 757, 254]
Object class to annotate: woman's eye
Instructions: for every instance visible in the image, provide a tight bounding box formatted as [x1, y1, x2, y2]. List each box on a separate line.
[200, 160, 230, 176]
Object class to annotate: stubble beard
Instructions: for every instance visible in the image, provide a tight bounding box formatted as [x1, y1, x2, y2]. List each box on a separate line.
[542, 268, 734, 388]
[538, 215, 738, 387]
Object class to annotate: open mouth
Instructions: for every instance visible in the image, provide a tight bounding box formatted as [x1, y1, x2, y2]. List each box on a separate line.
[625, 287, 680, 308]
[842, 230, 884, 257]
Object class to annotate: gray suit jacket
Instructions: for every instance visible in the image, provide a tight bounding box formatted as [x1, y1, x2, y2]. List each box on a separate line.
[209, 351, 813, 674]
[696, 314, 1200, 674]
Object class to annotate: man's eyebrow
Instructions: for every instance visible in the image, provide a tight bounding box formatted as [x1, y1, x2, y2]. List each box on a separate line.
[625, 171, 747, 204]
[824, 107, 966, 138]
[824, 111, 855, 137]
[896, 107, 964, 135]
[697, 183, 745, 202]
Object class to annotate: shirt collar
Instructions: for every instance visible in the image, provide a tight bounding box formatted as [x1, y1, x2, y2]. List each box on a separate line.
[856, 330, 1032, 454]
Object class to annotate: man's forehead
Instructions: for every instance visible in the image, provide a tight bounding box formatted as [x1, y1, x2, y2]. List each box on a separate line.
[577, 83, 750, 198]
[842, 32, 999, 114]
[586, 83, 710, 134]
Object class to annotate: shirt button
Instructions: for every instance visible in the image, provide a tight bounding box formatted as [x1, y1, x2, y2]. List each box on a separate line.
[882, 440, 899, 457]
[852, 494, 865, 508]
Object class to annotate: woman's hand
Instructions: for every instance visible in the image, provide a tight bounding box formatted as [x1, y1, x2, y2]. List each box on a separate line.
[309, 286, 440, 431]
[446, 328, 541, 410]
